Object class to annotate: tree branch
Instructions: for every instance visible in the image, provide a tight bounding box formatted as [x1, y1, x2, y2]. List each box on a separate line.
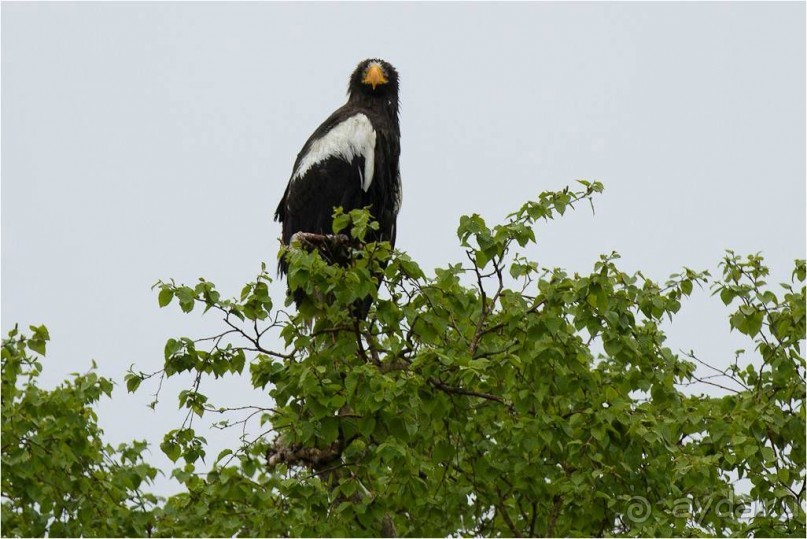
[429, 377, 514, 412]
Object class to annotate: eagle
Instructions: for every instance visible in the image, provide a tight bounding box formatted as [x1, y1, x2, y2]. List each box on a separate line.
[274, 59, 402, 314]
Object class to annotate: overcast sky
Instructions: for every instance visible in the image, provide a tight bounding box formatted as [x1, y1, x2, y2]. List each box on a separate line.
[2, 2, 804, 495]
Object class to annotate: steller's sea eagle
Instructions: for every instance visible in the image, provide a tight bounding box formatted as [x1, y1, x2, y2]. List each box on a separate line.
[274, 59, 402, 313]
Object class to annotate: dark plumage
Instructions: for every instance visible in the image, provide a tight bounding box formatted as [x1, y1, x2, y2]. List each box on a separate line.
[274, 59, 402, 312]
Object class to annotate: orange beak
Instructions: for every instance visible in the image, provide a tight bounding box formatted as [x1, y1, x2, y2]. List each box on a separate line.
[362, 63, 388, 90]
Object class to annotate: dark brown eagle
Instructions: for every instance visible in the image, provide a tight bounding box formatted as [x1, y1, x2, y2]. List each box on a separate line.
[274, 59, 402, 315]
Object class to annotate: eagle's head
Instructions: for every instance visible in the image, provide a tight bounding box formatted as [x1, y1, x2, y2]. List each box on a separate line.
[348, 58, 399, 100]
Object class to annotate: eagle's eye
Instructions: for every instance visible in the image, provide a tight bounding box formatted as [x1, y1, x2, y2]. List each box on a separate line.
[362, 63, 388, 90]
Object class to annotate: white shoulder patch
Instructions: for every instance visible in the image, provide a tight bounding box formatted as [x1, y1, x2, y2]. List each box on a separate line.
[292, 113, 377, 192]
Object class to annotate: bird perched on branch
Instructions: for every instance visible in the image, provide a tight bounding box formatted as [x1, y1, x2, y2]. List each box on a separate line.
[274, 59, 402, 314]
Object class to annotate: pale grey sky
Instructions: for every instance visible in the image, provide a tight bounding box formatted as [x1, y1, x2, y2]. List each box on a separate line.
[2, 2, 804, 495]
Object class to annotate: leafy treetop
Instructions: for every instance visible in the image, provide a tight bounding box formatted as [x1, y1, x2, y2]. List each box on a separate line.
[3, 182, 804, 537]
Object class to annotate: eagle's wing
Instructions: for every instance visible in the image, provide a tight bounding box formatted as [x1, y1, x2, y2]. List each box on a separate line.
[275, 110, 377, 247]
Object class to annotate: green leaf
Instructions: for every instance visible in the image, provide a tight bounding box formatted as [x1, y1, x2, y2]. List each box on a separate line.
[332, 211, 350, 234]
[161, 440, 181, 463]
[28, 338, 46, 356]
[433, 441, 453, 461]
[215, 449, 234, 464]
[158, 288, 174, 307]
[125, 374, 142, 393]
[320, 417, 339, 445]
[680, 280, 693, 296]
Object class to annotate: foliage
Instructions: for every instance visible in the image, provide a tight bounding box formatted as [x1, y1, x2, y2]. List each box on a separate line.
[2, 182, 804, 537]
[142, 182, 804, 537]
[1, 326, 159, 536]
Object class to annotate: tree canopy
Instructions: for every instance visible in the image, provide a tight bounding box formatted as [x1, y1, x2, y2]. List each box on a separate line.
[3, 183, 805, 537]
